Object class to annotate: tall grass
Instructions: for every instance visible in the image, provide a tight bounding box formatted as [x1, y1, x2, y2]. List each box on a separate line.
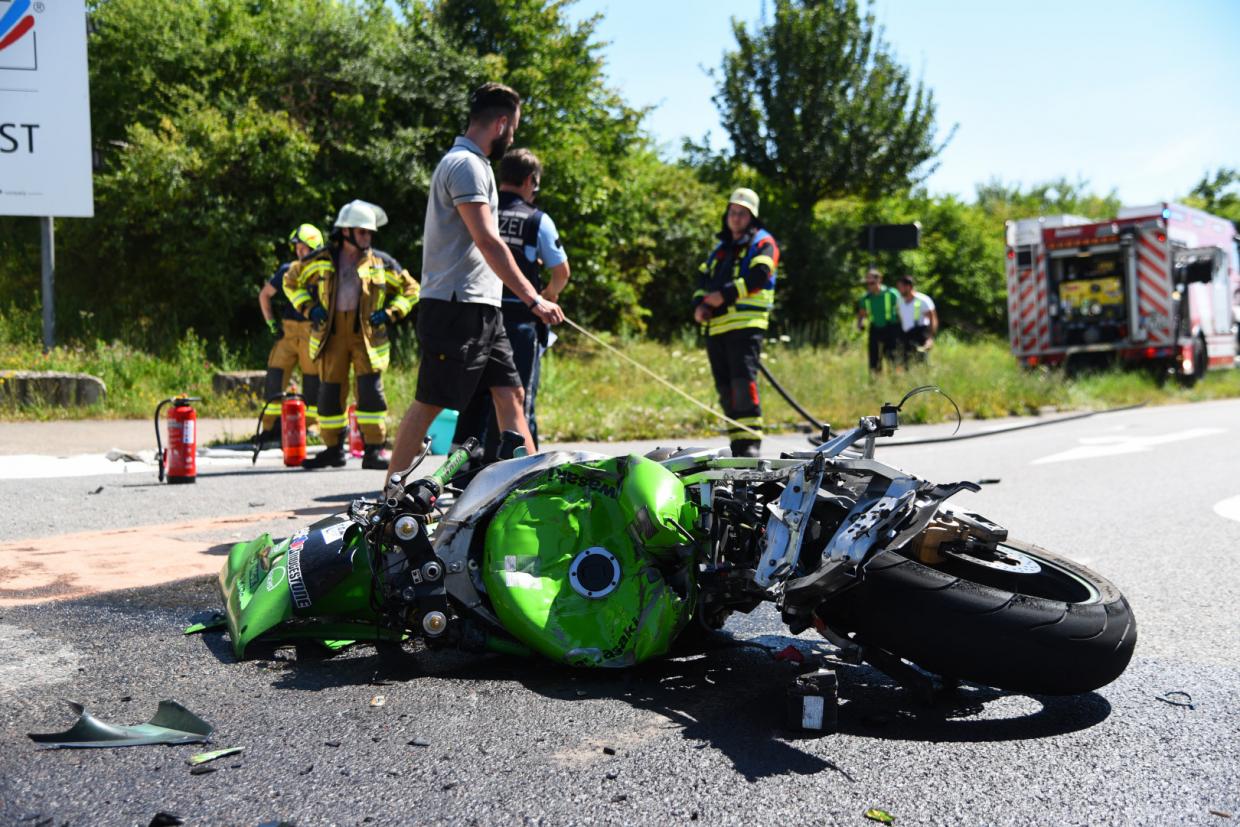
[3, 319, 1239, 439]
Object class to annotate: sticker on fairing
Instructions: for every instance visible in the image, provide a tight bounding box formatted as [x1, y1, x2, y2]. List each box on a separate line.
[502, 555, 541, 589]
[286, 530, 312, 610]
[319, 522, 348, 545]
[502, 571, 541, 589]
[266, 565, 286, 591]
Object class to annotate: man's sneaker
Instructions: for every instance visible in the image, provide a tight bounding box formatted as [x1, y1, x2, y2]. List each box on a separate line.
[302, 444, 346, 470]
[361, 445, 390, 470]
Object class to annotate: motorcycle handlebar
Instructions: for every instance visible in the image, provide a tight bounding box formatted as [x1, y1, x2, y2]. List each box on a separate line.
[429, 437, 479, 489]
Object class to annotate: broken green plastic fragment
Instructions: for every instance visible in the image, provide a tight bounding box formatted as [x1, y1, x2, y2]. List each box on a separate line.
[184, 617, 227, 635]
[188, 746, 243, 766]
[28, 700, 212, 748]
[864, 808, 895, 824]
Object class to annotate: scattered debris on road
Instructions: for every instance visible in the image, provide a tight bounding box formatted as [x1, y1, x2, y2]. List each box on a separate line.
[184, 613, 227, 635]
[1155, 691, 1194, 709]
[369, 694, 386, 707]
[187, 747, 243, 766]
[28, 700, 212, 748]
[773, 644, 806, 664]
[148, 813, 185, 826]
[864, 807, 895, 824]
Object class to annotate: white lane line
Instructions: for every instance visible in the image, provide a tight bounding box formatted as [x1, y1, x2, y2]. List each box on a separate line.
[0, 450, 288, 480]
[1214, 495, 1240, 523]
[1032, 427, 1225, 465]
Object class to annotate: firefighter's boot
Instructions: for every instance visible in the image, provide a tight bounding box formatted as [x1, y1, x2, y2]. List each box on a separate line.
[730, 439, 761, 459]
[302, 444, 346, 470]
[361, 445, 390, 470]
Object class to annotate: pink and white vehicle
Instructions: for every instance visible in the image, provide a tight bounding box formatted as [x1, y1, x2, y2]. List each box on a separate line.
[1005, 203, 1239, 380]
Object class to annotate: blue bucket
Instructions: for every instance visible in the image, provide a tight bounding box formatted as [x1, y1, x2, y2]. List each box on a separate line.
[427, 408, 459, 455]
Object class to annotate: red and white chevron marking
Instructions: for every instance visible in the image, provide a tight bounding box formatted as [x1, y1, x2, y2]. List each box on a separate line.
[1136, 233, 1173, 344]
[1034, 251, 1049, 350]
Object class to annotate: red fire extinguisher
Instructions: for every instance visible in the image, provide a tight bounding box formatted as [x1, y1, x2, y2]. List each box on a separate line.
[281, 394, 307, 467]
[252, 393, 307, 467]
[155, 396, 200, 484]
[347, 404, 365, 458]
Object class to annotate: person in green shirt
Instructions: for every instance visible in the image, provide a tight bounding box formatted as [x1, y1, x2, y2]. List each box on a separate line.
[855, 268, 901, 373]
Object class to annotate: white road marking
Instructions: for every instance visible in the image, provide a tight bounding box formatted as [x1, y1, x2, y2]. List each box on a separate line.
[1032, 428, 1225, 465]
[0, 625, 81, 694]
[1214, 495, 1240, 523]
[0, 449, 288, 480]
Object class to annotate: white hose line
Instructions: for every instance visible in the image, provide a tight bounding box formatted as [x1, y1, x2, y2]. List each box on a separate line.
[560, 316, 762, 439]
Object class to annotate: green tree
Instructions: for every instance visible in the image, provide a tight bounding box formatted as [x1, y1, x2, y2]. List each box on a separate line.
[44, 0, 481, 346]
[975, 177, 1120, 224]
[708, 0, 952, 333]
[434, 0, 711, 334]
[1184, 167, 1240, 225]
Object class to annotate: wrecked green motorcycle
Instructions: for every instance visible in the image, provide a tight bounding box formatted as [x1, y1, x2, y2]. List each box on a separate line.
[219, 401, 1136, 696]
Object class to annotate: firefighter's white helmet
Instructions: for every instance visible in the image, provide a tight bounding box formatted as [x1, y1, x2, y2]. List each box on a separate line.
[334, 200, 388, 231]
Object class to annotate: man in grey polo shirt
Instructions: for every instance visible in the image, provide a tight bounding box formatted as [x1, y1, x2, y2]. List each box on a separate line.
[388, 82, 564, 477]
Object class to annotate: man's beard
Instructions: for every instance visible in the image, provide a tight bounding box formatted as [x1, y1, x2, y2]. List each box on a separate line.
[488, 126, 513, 162]
[345, 230, 370, 253]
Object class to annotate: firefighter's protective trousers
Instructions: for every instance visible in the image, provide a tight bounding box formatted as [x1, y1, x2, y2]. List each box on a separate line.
[706, 329, 764, 456]
[318, 310, 387, 448]
[262, 320, 320, 429]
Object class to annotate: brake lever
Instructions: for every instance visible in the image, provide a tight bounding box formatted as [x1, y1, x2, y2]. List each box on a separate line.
[384, 439, 433, 502]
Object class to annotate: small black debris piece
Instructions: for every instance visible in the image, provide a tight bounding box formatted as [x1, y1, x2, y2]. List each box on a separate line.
[1156, 690, 1194, 709]
[324, 741, 341, 748]
[602, 746, 617, 756]
[149, 813, 184, 826]
[408, 738, 430, 747]
[611, 795, 627, 804]
[188, 765, 215, 776]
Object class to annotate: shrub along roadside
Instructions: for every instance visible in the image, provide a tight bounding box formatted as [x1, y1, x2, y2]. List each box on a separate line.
[3, 329, 1240, 439]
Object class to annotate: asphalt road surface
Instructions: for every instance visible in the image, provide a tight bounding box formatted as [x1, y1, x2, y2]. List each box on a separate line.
[1, 399, 1238, 826]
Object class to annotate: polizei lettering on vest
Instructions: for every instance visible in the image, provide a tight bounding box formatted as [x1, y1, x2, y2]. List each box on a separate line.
[497, 213, 527, 245]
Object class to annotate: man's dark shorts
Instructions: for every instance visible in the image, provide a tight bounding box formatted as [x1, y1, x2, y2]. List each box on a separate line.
[415, 298, 522, 410]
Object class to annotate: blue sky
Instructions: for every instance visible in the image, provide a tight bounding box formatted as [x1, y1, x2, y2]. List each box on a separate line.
[564, 0, 1240, 205]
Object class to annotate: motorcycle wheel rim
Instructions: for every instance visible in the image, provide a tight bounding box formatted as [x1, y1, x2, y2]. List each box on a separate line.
[934, 542, 1101, 605]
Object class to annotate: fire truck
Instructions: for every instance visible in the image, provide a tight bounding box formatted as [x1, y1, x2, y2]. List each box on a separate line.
[1005, 203, 1240, 380]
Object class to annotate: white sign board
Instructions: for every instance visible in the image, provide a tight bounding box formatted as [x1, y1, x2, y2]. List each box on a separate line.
[0, 0, 93, 217]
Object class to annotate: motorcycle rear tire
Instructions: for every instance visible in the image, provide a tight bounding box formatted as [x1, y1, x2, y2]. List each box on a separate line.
[817, 539, 1136, 695]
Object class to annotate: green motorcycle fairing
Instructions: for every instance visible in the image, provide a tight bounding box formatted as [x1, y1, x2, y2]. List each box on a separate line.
[482, 454, 700, 667]
[218, 514, 398, 659]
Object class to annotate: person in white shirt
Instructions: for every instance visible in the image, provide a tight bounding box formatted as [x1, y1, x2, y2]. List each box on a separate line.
[896, 274, 938, 364]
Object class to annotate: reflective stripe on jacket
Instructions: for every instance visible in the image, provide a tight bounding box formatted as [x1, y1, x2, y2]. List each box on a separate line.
[284, 246, 420, 371]
[694, 228, 779, 336]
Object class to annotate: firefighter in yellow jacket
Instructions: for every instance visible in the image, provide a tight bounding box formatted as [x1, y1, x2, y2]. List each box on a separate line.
[284, 200, 420, 470]
[256, 223, 324, 444]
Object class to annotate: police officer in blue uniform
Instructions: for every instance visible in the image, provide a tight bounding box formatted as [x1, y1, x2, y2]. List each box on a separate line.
[453, 148, 570, 459]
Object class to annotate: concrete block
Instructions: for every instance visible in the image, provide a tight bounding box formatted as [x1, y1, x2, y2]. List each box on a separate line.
[0, 370, 108, 407]
[212, 370, 266, 398]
